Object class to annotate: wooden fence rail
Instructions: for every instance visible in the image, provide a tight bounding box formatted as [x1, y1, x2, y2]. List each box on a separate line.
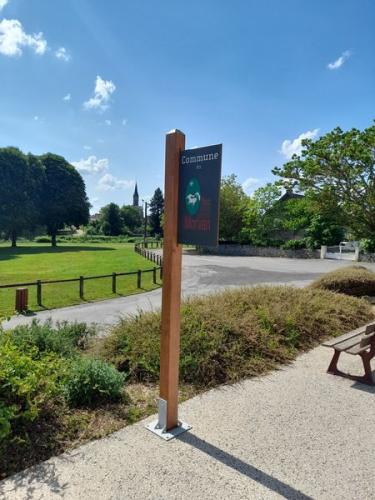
[1, 239, 164, 312]
[0, 266, 162, 308]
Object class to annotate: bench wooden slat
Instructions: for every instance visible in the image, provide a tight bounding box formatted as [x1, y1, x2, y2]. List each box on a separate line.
[323, 327, 366, 347]
[322, 322, 375, 348]
[331, 333, 363, 352]
[346, 334, 375, 355]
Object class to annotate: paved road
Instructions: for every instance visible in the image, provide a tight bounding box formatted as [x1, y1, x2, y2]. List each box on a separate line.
[3, 254, 375, 332]
[2, 345, 374, 499]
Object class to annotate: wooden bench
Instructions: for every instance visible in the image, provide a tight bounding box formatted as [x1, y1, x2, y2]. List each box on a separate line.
[323, 322, 375, 385]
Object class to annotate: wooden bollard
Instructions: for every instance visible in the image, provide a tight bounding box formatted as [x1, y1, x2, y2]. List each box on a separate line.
[15, 288, 28, 312]
[137, 270, 142, 288]
[37, 280, 42, 306]
[79, 276, 84, 299]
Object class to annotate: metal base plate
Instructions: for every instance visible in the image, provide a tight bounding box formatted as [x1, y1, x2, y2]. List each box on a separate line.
[146, 420, 192, 441]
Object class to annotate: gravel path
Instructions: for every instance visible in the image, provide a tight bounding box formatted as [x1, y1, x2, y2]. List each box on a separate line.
[2, 346, 374, 499]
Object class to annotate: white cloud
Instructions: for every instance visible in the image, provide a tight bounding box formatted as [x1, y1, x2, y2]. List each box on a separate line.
[83, 145, 92, 151]
[242, 177, 261, 194]
[0, 0, 9, 11]
[63, 93, 71, 102]
[72, 155, 109, 175]
[280, 129, 319, 159]
[327, 50, 351, 70]
[83, 75, 116, 111]
[55, 46, 70, 62]
[97, 173, 134, 191]
[0, 19, 47, 57]
[104, 119, 111, 126]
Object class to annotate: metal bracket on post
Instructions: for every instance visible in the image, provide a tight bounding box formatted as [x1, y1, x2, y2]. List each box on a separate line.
[146, 399, 191, 441]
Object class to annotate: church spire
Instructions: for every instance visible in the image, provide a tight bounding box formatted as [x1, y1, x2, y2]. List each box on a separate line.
[133, 182, 139, 207]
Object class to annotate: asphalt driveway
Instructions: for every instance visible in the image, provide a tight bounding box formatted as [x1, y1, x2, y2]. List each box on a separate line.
[3, 254, 374, 332]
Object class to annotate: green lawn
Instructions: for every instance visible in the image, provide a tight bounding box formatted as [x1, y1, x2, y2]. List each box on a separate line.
[0, 242, 161, 316]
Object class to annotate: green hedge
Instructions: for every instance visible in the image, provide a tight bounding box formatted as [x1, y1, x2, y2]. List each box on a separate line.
[103, 285, 373, 387]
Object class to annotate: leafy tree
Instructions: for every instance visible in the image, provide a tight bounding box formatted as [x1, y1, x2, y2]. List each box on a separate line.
[304, 214, 344, 248]
[241, 183, 283, 245]
[0, 147, 44, 247]
[219, 175, 248, 242]
[120, 205, 143, 234]
[39, 154, 90, 246]
[242, 183, 343, 248]
[273, 122, 375, 241]
[149, 187, 164, 236]
[100, 203, 123, 236]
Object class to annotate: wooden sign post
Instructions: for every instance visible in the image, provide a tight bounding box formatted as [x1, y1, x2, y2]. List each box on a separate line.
[146, 129, 192, 440]
[147, 131, 222, 440]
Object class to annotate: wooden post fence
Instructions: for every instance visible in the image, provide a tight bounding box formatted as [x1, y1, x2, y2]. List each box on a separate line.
[37, 280, 42, 306]
[79, 276, 84, 299]
[137, 270, 142, 289]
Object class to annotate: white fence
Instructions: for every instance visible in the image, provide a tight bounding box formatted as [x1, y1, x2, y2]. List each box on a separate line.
[321, 244, 359, 261]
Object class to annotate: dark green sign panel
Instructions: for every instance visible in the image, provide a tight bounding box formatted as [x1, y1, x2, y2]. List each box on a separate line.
[178, 144, 222, 246]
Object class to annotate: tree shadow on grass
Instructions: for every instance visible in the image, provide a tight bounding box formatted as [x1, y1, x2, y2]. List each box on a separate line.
[0, 245, 116, 261]
[177, 432, 312, 500]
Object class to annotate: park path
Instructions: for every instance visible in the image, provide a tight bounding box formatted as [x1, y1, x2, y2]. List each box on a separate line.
[4, 254, 373, 332]
[1, 344, 374, 499]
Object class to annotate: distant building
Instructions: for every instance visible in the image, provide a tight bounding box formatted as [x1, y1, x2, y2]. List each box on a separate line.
[133, 182, 139, 207]
[90, 213, 100, 222]
[132, 182, 143, 216]
[278, 189, 304, 203]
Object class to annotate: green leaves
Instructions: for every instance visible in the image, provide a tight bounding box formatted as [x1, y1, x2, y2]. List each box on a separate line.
[63, 357, 125, 407]
[0, 340, 62, 440]
[273, 122, 375, 240]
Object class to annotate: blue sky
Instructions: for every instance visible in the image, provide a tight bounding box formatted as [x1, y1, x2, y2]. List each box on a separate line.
[0, 0, 374, 213]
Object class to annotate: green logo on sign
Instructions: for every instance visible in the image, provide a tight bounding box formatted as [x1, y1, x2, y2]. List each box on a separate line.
[185, 178, 201, 216]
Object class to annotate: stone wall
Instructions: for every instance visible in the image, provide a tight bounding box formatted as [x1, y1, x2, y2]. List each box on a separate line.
[198, 244, 320, 259]
[359, 253, 375, 263]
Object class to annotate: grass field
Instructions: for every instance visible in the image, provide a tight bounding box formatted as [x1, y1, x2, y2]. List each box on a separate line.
[0, 242, 160, 316]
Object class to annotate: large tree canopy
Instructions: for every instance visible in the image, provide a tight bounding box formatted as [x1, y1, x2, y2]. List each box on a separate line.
[100, 203, 123, 236]
[0, 147, 44, 247]
[39, 153, 90, 246]
[120, 205, 143, 234]
[273, 122, 375, 241]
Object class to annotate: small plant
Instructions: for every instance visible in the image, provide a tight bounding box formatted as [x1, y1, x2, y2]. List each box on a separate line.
[63, 357, 125, 407]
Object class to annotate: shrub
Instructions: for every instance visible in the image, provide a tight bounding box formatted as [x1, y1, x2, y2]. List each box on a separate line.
[1, 320, 96, 357]
[103, 285, 373, 387]
[281, 239, 307, 250]
[34, 236, 51, 243]
[361, 239, 375, 254]
[0, 341, 62, 440]
[310, 266, 375, 297]
[63, 357, 125, 407]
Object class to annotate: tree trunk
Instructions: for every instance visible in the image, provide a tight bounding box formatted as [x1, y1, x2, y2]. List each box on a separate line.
[11, 230, 17, 248]
[51, 233, 57, 247]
